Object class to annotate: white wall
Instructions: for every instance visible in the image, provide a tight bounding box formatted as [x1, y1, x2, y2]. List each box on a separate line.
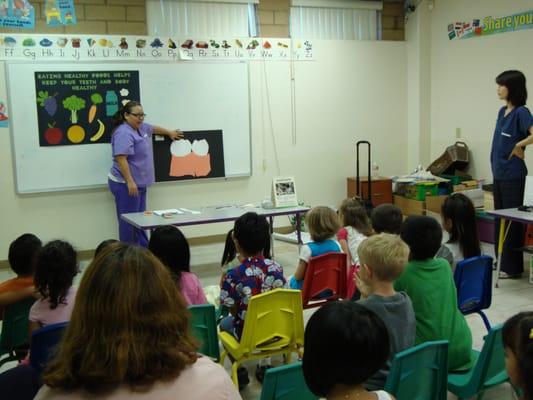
[0, 40, 408, 259]
[427, 0, 533, 180]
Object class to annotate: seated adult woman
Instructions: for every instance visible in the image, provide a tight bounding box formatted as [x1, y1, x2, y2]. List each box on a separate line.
[35, 242, 240, 400]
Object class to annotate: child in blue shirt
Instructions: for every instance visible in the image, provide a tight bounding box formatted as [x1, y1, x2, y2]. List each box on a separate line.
[290, 206, 342, 289]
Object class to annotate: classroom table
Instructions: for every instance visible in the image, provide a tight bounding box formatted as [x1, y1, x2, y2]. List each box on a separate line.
[487, 208, 533, 288]
[121, 204, 310, 255]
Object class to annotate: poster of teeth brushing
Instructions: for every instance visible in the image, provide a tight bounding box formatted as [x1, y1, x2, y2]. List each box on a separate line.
[152, 130, 225, 182]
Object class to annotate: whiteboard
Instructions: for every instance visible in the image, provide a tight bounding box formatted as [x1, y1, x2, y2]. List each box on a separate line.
[7, 62, 251, 193]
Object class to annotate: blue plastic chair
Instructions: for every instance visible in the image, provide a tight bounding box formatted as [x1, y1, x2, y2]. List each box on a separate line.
[260, 362, 318, 400]
[29, 321, 68, 374]
[454, 255, 493, 332]
[448, 325, 509, 400]
[385, 340, 449, 400]
[188, 304, 220, 361]
[0, 297, 34, 367]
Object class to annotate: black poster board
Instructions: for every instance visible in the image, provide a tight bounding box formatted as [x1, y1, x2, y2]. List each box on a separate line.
[34, 70, 140, 146]
[153, 130, 225, 182]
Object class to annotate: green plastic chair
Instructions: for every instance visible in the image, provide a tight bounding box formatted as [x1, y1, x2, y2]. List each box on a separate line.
[259, 362, 318, 400]
[0, 297, 35, 367]
[385, 340, 449, 400]
[188, 304, 220, 361]
[448, 325, 509, 400]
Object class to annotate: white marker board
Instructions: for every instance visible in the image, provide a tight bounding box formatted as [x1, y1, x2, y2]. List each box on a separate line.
[7, 61, 251, 193]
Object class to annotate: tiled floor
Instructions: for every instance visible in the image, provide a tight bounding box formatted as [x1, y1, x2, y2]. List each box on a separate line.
[0, 239, 529, 399]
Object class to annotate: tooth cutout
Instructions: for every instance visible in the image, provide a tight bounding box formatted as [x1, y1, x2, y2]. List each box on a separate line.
[170, 139, 192, 157]
[192, 139, 209, 156]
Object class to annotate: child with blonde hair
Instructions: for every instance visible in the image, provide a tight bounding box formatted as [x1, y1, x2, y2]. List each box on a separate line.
[356, 234, 415, 390]
[290, 206, 342, 290]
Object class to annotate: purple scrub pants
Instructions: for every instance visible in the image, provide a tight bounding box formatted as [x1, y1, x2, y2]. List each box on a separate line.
[108, 179, 148, 247]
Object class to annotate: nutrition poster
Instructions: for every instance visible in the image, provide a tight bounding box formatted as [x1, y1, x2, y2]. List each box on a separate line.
[34, 70, 140, 146]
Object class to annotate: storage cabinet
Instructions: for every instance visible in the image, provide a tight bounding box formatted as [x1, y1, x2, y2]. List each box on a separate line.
[347, 177, 393, 207]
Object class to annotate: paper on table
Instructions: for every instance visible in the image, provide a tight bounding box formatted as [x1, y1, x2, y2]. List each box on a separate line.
[153, 209, 184, 216]
[179, 208, 201, 215]
[524, 176, 533, 207]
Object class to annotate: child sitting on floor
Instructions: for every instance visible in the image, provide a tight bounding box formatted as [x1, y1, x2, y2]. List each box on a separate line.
[290, 206, 342, 290]
[395, 216, 473, 371]
[356, 233, 415, 390]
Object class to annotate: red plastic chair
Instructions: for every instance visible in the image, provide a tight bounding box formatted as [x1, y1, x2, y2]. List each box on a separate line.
[301, 252, 347, 309]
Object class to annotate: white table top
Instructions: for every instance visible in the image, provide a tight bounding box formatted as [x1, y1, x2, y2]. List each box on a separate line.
[121, 205, 310, 229]
[487, 208, 533, 224]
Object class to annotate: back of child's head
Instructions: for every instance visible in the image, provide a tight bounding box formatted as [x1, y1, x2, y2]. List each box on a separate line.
[35, 240, 78, 309]
[94, 239, 118, 258]
[441, 193, 481, 259]
[503, 312, 533, 400]
[306, 206, 341, 242]
[8, 233, 42, 277]
[221, 227, 272, 266]
[233, 212, 270, 256]
[302, 301, 389, 397]
[148, 226, 190, 282]
[339, 198, 373, 236]
[400, 215, 442, 261]
[358, 233, 410, 281]
[371, 204, 403, 234]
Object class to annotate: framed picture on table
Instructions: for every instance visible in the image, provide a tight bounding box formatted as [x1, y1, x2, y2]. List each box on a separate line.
[272, 176, 298, 208]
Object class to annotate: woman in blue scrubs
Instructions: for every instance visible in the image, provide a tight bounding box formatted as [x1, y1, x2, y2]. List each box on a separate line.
[491, 70, 533, 278]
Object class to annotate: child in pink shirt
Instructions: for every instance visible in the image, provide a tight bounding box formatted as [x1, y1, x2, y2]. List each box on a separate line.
[29, 240, 78, 333]
[149, 226, 207, 306]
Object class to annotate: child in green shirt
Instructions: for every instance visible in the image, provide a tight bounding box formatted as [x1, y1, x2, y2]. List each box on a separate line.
[395, 215, 473, 371]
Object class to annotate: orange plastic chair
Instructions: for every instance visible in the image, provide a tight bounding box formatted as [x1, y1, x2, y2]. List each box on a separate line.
[301, 252, 347, 309]
[219, 289, 305, 388]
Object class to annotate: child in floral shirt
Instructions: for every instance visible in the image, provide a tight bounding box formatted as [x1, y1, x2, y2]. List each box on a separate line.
[220, 212, 287, 340]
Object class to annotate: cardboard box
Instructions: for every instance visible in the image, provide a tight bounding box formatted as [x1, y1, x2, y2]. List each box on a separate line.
[453, 180, 479, 192]
[393, 195, 425, 216]
[425, 195, 448, 214]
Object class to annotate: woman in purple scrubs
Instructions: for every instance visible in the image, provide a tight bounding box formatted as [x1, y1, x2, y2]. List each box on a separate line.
[491, 71, 533, 278]
[108, 101, 183, 246]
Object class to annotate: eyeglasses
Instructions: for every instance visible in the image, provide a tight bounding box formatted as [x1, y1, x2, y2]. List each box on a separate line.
[129, 113, 146, 119]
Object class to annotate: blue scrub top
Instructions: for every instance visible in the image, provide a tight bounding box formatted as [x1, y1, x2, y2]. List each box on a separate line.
[490, 106, 533, 180]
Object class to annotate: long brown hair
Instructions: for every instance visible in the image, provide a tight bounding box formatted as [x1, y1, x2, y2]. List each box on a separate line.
[339, 198, 373, 236]
[42, 243, 198, 394]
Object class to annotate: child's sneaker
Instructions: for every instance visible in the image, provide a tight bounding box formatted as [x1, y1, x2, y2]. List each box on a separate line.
[255, 364, 273, 384]
[238, 367, 250, 390]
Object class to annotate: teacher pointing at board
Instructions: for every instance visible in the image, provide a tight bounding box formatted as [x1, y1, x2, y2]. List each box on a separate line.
[491, 70, 533, 278]
[108, 101, 183, 246]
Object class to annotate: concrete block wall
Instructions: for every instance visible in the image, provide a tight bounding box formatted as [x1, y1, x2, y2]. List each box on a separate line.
[382, 0, 405, 40]
[1, 0, 147, 35]
[258, 0, 290, 38]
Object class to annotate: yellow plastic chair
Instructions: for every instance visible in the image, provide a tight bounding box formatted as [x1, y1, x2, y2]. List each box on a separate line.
[219, 289, 305, 387]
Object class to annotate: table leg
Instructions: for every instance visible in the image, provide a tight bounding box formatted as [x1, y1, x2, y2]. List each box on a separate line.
[494, 219, 512, 289]
[296, 213, 302, 245]
[269, 216, 275, 258]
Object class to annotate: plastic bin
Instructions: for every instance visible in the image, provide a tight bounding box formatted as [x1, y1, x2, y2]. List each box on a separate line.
[404, 182, 439, 201]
